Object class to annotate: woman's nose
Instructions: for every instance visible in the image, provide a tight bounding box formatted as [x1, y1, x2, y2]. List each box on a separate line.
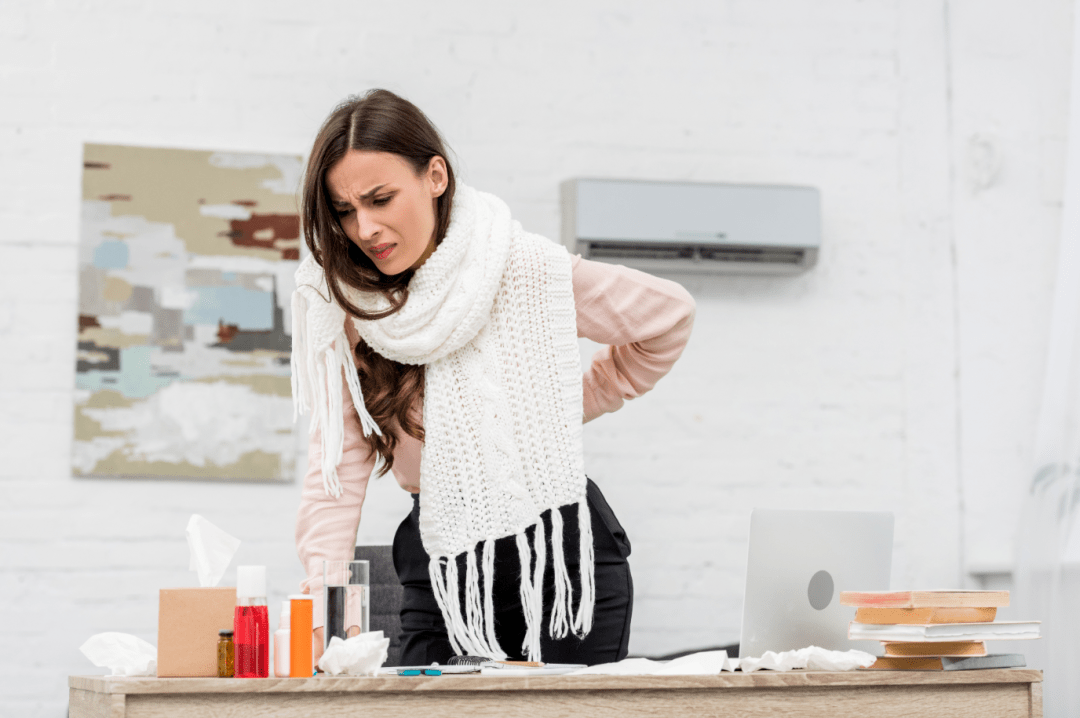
[356, 209, 380, 241]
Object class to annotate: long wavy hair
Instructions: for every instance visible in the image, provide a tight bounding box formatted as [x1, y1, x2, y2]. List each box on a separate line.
[300, 89, 457, 473]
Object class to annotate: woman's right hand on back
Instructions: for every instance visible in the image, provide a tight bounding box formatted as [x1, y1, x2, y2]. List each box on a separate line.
[301, 585, 326, 669]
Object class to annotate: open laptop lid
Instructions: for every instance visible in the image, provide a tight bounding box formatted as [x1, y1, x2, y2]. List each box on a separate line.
[738, 509, 893, 658]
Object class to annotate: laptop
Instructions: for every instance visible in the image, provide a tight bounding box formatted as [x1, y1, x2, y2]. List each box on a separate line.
[738, 509, 894, 658]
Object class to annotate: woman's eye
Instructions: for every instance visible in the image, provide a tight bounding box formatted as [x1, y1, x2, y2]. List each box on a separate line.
[373, 196, 392, 206]
[336, 206, 354, 218]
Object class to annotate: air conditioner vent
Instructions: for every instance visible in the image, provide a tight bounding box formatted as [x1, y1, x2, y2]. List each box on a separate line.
[561, 178, 821, 276]
[587, 241, 695, 261]
[588, 241, 808, 266]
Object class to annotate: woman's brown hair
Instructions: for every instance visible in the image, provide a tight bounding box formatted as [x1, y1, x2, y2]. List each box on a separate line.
[300, 88, 457, 473]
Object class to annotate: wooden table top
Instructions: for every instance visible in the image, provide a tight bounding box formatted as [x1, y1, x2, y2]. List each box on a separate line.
[70, 668, 1043, 695]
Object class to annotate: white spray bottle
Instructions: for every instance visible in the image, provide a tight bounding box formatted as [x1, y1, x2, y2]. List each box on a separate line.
[273, 601, 291, 677]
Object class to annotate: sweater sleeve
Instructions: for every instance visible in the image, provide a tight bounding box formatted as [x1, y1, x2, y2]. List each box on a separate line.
[572, 254, 697, 423]
[294, 368, 377, 630]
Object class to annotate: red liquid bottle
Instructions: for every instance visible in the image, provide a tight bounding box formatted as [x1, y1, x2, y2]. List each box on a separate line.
[234, 566, 269, 678]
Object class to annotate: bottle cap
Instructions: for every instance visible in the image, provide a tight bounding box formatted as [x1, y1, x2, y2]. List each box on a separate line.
[280, 601, 291, 620]
[236, 565, 266, 598]
[219, 629, 234, 637]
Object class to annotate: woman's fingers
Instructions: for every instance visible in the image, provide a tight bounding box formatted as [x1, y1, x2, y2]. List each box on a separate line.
[313, 627, 325, 666]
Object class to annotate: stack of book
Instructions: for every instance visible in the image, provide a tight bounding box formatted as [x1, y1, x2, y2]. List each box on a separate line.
[839, 590, 1040, 671]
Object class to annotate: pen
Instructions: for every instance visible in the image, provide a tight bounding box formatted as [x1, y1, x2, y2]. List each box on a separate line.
[397, 668, 442, 676]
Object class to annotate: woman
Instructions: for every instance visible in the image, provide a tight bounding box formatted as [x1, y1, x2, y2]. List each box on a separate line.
[293, 89, 695, 666]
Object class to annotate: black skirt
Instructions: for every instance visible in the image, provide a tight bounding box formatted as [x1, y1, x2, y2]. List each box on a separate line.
[392, 478, 634, 666]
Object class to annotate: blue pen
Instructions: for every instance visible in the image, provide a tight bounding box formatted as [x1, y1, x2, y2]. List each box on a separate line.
[397, 668, 441, 676]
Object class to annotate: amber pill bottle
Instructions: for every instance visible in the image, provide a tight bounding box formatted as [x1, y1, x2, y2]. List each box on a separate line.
[218, 629, 235, 677]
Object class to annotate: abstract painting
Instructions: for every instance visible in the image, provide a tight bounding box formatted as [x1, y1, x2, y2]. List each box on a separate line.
[74, 143, 302, 481]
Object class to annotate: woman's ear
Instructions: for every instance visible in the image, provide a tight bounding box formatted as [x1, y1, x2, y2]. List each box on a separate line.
[427, 156, 448, 198]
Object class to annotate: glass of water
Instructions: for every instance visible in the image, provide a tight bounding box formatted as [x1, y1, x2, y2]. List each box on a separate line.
[322, 560, 369, 649]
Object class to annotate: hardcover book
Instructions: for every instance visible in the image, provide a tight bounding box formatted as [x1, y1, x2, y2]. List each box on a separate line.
[848, 621, 1040, 642]
[854, 607, 997, 624]
[839, 590, 1009, 609]
[883, 641, 986, 657]
[866, 654, 1026, 671]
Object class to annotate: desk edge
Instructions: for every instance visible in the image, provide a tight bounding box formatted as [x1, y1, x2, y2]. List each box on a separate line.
[69, 669, 1045, 695]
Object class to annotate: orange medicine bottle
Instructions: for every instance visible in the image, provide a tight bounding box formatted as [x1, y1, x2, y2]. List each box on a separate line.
[289, 595, 314, 677]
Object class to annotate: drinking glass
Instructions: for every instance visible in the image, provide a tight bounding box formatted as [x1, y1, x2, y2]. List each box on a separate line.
[322, 560, 370, 649]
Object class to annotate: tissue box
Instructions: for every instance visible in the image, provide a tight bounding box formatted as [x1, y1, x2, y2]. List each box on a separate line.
[157, 587, 236, 677]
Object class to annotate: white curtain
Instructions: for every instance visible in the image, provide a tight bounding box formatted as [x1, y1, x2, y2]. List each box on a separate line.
[1013, 5, 1080, 715]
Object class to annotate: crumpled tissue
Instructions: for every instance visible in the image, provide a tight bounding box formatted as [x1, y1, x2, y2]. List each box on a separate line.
[79, 632, 157, 677]
[317, 631, 390, 676]
[739, 646, 876, 673]
[185, 514, 241, 587]
[569, 646, 875, 676]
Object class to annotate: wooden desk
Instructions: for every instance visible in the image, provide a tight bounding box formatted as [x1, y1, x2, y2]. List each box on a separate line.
[69, 668, 1043, 718]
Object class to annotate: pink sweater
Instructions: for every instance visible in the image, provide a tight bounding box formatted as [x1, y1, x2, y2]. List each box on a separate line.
[294, 254, 696, 625]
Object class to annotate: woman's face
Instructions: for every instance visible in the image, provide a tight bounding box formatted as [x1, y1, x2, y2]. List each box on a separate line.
[325, 149, 448, 276]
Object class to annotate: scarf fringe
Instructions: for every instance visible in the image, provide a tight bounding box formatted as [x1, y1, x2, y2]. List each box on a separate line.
[481, 538, 500, 656]
[529, 517, 548, 659]
[573, 496, 596, 637]
[548, 507, 571, 639]
[427, 502, 596, 661]
[290, 287, 382, 499]
[290, 289, 309, 421]
[464, 549, 492, 657]
[514, 533, 538, 660]
[428, 556, 463, 656]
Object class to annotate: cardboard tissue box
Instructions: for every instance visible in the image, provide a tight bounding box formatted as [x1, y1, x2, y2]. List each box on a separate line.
[156, 515, 241, 677]
[157, 587, 237, 677]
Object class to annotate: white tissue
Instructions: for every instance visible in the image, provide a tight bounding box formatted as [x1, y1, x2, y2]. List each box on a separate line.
[79, 632, 157, 677]
[739, 646, 876, 673]
[571, 657, 663, 675]
[317, 631, 390, 676]
[571, 651, 739, 675]
[185, 514, 240, 588]
[656, 650, 738, 675]
[569, 647, 875, 676]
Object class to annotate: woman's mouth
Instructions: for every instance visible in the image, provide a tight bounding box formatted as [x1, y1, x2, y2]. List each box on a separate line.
[372, 244, 394, 260]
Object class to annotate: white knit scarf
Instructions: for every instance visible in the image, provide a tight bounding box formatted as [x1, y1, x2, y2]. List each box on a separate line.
[290, 185, 594, 660]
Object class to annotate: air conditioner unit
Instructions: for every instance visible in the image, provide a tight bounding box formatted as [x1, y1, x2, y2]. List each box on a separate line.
[560, 178, 821, 275]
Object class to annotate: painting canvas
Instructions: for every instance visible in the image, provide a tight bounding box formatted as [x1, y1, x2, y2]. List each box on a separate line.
[74, 143, 303, 481]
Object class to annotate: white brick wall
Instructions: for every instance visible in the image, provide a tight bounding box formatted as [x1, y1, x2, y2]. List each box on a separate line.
[947, 0, 1072, 571]
[0, 0, 1071, 714]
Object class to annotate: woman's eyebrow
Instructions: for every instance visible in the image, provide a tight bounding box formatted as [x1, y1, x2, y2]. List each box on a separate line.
[330, 184, 387, 207]
[358, 184, 388, 200]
